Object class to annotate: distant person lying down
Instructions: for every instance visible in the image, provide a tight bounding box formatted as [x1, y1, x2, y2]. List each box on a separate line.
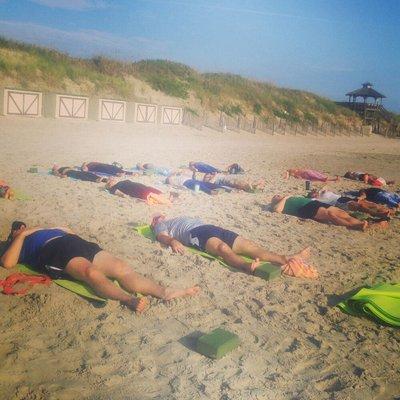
[0, 180, 14, 200]
[189, 162, 244, 175]
[358, 188, 400, 209]
[52, 165, 107, 183]
[151, 215, 318, 278]
[136, 163, 172, 177]
[285, 169, 339, 182]
[270, 195, 388, 231]
[1, 221, 199, 313]
[344, 171, 395, 187]
[106, 179, 173, 205]
[204, 173, 265, 192]
[82, 162, 135, 176]
[309, 189, 393, 218]
[166, 173, 228, 195]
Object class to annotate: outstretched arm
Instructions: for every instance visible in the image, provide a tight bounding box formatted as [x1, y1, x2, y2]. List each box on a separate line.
[156, 233, 185, 254]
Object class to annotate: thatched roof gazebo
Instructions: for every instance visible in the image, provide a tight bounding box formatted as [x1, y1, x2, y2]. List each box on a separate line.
[346, 82, 386, 105]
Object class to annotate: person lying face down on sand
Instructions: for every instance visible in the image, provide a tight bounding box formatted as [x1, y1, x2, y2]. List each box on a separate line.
[189, 162, 244, 175]
[166, 171, 229, 195]
[151, 215, 318, 278]
[203, 173, 265, 192]
[0, 180, 14, 200]
[52, 165, 107, 183]
[136, 163, 172, 177]
[105, 178, 173, 205]
[1, 221, 200, 313]
[270, 195, 388, 231]
[344, 171, 394, 187]
[81, 162, 135, 177]
[358, 188, 400, 209]
[285, 169, 339, 182]
[308, 189, 394, 218]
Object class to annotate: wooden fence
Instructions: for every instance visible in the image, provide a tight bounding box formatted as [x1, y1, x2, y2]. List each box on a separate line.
[182, 110, 365, 137]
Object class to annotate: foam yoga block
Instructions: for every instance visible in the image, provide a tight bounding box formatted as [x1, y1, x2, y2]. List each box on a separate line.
[196, 328, 240, 359]
[254, 263, 281, 281]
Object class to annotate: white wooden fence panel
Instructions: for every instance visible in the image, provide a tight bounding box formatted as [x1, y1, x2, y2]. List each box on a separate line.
[135, 103, 157, 123]
[4, 89, 41, 116]
[56, 95, 88, 119]
[99, 99, 125, 121]
[161, 106, 182, 125]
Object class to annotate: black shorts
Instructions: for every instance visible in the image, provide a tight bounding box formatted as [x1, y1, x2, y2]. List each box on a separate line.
[188, 225, 238, 251]
[336, 196, 353, 204]
[297, 200, 331, 219]
[39, 234, 102, 276]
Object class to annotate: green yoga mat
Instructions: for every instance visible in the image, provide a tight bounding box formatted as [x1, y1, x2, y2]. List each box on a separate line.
[350, 211, 369, 221]
[337, 283, 400, 326]
[134, 225, 281, 280]
[18, 264, 107, 302]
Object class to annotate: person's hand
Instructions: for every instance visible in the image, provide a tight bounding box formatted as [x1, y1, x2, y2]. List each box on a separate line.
[170, 239, 185, 255]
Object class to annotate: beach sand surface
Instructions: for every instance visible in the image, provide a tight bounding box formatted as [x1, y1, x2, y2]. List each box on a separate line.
[0, 118, 399, 400]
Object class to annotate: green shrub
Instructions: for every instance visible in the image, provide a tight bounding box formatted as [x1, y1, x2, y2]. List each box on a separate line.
[219, 104, 243, 116]
[0, 57, 9, 72]
[304, 112, 318, 125]
[145, 75, 188, 98]
[185, 107, 199, 117]
[253, 103, 262, 115]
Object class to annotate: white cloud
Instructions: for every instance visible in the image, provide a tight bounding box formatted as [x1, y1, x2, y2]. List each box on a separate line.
[29, 0, 109, 11]
[0, 20, 168, 60]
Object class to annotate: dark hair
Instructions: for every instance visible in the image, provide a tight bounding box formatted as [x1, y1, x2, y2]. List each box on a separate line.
[228, 163, 244, 174]
[344, 172, 351, 179]
[0, 221, 25, 257]
[6, 221, 26, 243]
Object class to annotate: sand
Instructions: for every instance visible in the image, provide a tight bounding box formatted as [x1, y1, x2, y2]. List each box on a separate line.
[0, 117, 399, 400]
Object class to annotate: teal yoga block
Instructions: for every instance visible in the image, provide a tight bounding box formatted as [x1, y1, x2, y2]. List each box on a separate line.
[254, 263, 281, 281]
[196, 328, 240, 359]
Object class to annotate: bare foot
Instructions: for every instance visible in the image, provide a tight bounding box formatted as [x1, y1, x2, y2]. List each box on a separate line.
[122, 296, 149, 313]
[248, 258, 261, 274]
[289, 246, 311, 262]
[367, 220, 389, 230]
[163, 286, 200, 301]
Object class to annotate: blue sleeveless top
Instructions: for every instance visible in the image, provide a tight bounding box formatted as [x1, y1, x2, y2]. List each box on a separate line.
[19, 229, 67, 266]
[193, 162, 221, 174]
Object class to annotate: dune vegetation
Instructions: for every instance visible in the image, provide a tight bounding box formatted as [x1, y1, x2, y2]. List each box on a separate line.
[0, 37, 361, 127]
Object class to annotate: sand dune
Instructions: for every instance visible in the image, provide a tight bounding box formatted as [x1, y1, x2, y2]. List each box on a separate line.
[0, 117, 399, 400]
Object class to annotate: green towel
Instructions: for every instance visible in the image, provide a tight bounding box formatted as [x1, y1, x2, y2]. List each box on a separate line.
[337, 283, 400, 326]
[134, 225, 281, 280]
[18, 264, 107, 302]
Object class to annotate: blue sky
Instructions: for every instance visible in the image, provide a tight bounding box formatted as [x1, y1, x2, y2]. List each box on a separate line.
[0, 0, 399, 111]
